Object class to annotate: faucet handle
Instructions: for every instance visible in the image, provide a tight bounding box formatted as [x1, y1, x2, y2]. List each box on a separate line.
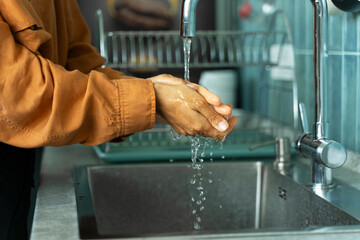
[296, 103, 347, 169]
[299, 102, 310, 133]
[297, 134, 347, 169]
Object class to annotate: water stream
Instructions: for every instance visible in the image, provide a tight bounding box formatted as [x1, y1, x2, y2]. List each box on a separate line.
[189, 137, 216, 230]
[183, 37, 211, 230]
[183, 37, 205, 230]
[183, 37, 192, 82]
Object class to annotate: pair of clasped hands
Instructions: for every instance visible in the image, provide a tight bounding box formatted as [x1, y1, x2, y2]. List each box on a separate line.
[150, 75, 238, 141]
[113, 0, 238, 139]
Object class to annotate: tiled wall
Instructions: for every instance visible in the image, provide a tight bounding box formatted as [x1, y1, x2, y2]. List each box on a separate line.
[279, 0, 360, 153]
[225, 0, 360, 153]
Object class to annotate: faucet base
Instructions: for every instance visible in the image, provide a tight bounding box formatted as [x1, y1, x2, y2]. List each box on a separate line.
[273, 161, 293, 176]
[307, 182, 337, 190]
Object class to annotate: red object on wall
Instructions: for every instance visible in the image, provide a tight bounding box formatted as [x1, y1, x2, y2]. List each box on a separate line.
[238, 1, 253, 19]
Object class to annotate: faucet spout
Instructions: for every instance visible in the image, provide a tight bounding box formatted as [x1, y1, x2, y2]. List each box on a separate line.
[181, 0, 200, 38]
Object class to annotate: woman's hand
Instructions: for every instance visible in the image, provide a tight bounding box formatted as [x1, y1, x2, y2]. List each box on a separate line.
[154, 83, 238, 141]
[111, 0, 173, 29]
[149, 74, 233, 118]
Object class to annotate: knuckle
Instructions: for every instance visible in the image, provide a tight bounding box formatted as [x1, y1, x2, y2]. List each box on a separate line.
[194, 98, 206, 109]
[193, 122, 204, 131]
[209, 114, 219, 124]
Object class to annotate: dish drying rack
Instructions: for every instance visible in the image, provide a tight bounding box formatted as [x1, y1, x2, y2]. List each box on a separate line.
[93, 10, 298, 162]
[95, 10, 287, 69]
[93, 109, 296, 163]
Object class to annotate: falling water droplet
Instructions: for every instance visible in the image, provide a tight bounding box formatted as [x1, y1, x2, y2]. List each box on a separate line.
[194, 222, 200, 230]
[171, 129, 182, 140]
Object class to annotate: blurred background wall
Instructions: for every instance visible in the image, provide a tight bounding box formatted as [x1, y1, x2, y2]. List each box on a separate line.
[76, 0, 215, 44]
[218, 0, 360, 153]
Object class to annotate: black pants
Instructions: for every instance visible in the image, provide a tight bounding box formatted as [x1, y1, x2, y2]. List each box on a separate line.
[0, 143, 39, 240]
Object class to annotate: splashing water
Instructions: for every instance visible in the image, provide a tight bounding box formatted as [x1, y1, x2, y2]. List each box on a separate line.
[184, 37, 210, 229]
[171, 129, 182, 140]
[182, 36, 227, 231]
[189, 137, 223, 231]
[169, 135, 226, 231]
[189, 136, 204, 231]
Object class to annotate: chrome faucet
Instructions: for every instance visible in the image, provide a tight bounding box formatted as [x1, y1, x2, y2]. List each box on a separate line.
[296, 0, 346, 190]
[180, 0, 199, 38]
[180, 0, 347, 189]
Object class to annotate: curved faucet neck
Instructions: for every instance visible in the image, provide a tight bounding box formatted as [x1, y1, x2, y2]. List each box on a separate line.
[311, 0, 329, 140]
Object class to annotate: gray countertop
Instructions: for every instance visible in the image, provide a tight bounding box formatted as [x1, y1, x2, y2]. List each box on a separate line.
[31, 145, 360, 240]
[30, 145, 102, 240]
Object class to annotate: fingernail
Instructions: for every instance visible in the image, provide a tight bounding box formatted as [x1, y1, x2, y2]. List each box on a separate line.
[218, 121, 229, 132]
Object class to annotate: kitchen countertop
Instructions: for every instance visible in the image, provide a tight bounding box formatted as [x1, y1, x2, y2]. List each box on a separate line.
[31, 144, 360, 240]
[30, 145, 102, 240]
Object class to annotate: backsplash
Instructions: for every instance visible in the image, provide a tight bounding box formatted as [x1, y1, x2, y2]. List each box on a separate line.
[220, 0, 360, 153]
[277, 0, 360, 153]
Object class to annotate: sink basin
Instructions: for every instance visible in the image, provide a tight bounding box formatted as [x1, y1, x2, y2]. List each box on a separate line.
[74, 161, 360, 239]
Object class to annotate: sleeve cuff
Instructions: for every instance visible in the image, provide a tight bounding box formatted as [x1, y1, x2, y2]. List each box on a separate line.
[114, 78, 156, 136]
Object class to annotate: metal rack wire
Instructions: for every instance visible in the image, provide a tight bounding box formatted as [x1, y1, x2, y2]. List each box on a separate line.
[95, 10, 287, 69]
[93, 109, 292, 162]
[102, 30, 287, 69]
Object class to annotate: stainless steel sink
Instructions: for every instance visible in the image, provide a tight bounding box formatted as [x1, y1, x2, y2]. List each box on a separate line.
[73, 161, 360, 239]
